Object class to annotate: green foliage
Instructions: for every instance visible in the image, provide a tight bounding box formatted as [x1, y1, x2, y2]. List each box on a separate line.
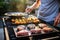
[0, 0, 31, 15]
[6, 0, 28, 12]
[0, 0, 7, 15]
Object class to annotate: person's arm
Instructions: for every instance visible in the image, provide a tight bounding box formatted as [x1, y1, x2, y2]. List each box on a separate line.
[30, 0, 41, 9]
[25, 0, 41, 13]
[54, 8, 60, 26]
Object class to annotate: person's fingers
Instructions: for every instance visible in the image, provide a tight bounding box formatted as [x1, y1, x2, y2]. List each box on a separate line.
[58, 19, 60, 24]
[54, 13, 60, 26]
[54, 20, 57, 26]
[54, 17, 58, 26]
[25, 8, 32, 13]
[29, 9, 32, 12]
[25, 8, 30, 12]
[56, 19, 60, 26]
[54, 18, 57, 25]
[54, 15, 60, 26]
[26, 9, 31, 13]
[26, 8, 29, 11]
[57, 15, 60, 24]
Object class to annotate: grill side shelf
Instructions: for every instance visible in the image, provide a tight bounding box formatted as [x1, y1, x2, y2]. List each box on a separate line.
[6, 27, 16, 40]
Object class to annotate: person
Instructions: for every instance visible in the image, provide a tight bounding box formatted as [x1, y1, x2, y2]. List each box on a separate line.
[25, 0, 60, 26]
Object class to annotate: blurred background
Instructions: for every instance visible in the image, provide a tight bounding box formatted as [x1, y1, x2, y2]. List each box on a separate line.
[0, 0, 60, 16]
[0, 0, 36, 16]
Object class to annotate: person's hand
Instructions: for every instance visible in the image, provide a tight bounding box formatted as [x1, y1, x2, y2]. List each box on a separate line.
[25, 7, 33, 13]
[54, 13, 60, 26]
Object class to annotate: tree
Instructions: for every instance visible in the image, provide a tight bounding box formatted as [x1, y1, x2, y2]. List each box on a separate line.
[0, 0, 7, 15]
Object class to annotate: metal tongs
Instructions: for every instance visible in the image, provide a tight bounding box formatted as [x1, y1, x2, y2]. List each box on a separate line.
[24, 12, 30, 15]
[24, 12, 30, 18]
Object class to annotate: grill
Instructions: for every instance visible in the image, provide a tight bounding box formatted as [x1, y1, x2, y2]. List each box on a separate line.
[2, 16, 60, 40]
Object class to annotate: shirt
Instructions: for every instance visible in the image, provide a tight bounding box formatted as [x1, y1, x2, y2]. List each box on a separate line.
[37, 0, 59, 22]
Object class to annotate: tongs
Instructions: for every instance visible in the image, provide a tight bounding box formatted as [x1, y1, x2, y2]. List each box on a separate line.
[24, 12, 30, 18]
[24, 12, 30, 15]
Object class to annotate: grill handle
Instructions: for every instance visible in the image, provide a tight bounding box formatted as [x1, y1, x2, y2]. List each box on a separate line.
[2, 18, 6, 27]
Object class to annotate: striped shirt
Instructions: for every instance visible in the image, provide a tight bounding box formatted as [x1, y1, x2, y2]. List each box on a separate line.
[37, 0, 59, 22]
